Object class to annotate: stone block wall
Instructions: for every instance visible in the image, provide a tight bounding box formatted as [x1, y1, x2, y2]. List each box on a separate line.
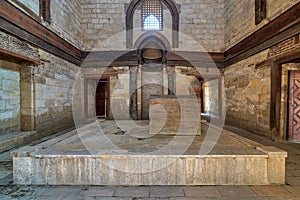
[149, 96, 201, 135]
[7, 0, 300, 52]
[7, 0, 82, 49]
[34, 50, 79, 137]
[224, 0, 300, 49]
[80, 0, 127, 51]
[0, 30, 80, 138]
[175, 71, 198, 96]
[224, 34, 300, 138]
[176, 0, 225, 52]
[87, 79, 97, 119]
[80, 0, 225, 52]
[46, 0, 82, 48]
[0, 61, 21, 134]
[224, 50, 271, 136]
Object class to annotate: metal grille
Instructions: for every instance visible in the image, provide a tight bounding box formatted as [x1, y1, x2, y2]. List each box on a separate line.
[40, 0, 50, 23]
[142, 0, 163, 31]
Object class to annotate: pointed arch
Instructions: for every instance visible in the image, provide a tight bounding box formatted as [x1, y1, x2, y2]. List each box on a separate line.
[134, 32, 171, 64]
[126, 0, 179, 49]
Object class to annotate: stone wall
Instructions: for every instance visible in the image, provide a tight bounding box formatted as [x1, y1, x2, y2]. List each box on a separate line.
[87, 79, 97, 119]
[35, 50, 79, 137]
[0, 31, 39, 61]
[203, 79, 219, 116]
[110, 67, 130, 120]
[224, 33, 300, 138]
[80, 0, 126, 51]
[80, 0, 225, 52]
[7, 0, 82, 49]
[0, 30, 80, 138]
[175, 71, 197, 96]
[149, 96, 201, 135]
[224, 50, 271, 136]
[47, 0, 82, 48]
[176, 0, 225, 52]
[0, 61, 21, 134]
[224, 0, 300, 49]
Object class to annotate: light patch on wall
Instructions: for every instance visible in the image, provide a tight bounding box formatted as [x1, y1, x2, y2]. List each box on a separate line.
[0, 65, 21, 134]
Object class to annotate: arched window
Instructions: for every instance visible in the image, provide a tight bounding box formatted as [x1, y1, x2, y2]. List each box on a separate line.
[142, 0, 163, 31]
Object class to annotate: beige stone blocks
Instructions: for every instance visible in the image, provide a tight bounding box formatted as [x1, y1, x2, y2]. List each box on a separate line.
[224, 0, 300, 50]
[257, 146, 288, 184]
[12, 144, 287, 186]
[224, 50, 271, 136]
[149, 96, 201, 135]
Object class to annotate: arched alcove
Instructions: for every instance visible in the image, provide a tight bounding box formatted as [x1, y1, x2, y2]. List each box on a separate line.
[126, 0, 179, 49]
[135, 32, 171, 64]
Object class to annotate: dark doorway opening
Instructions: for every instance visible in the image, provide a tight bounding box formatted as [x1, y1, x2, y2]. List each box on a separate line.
[96, 79, 108, 118]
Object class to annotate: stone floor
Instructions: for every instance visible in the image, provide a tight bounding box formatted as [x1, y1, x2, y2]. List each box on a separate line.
[0, 121, 299, 199]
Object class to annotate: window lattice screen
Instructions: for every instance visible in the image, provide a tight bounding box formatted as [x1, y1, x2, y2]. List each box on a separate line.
[142, 0, 163, 30]
[40, 0, 50, 23]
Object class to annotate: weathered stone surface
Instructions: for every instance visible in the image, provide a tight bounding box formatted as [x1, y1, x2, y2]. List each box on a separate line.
[11, 121, 287, 186]
[0, 31, 39, 61]
[224, 50, 271, 136]
[0, 61, 21, 134]
[149, 96, 201, 135]
[141, 65, 164, 120]
[0, 131, 37, 153]
[203, 79, 219, 116]
[80, 0, 225, 52]
[224, 0, 300, 49]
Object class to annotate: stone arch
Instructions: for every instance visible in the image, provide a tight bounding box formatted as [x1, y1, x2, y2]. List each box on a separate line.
[126, 0, 179, 49]
[135, 32, 170, 64]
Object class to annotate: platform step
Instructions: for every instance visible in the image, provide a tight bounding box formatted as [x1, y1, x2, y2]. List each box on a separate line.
[0, 131, 37, 153]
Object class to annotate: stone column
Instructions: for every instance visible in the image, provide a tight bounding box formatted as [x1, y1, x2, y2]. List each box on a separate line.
[141, 64, 163, 120]
[166, 65, 175, 95]
[20, 65, 36, 132]
[129, 66, 139, 120]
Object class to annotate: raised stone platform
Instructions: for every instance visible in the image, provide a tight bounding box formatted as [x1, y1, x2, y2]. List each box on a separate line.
[11, 121, 287, 186]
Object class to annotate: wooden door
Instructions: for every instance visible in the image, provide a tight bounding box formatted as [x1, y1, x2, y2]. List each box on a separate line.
[96, 80, 108, 117]
[289, 70, 300, 142]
